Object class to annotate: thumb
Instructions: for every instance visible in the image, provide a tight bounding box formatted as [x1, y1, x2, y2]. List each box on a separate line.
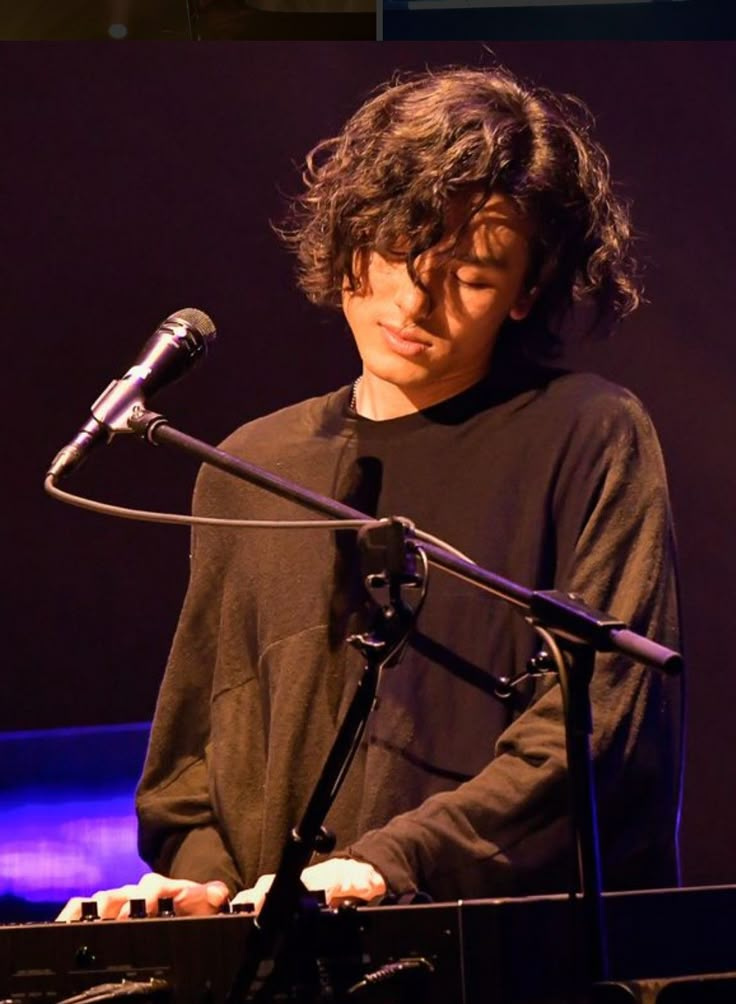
[204, 881, 231, 910]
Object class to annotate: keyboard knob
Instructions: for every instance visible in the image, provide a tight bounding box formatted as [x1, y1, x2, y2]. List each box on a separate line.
[129, 898, 147, 919]
[157, 896, 175, 917]
[80, 900, 99, 921]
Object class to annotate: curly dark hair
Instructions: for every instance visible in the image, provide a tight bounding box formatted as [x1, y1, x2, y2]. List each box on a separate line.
[279, 64, 641, 355]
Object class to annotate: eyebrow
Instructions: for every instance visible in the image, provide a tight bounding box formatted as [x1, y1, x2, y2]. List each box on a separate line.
[453, 250, 508, 268]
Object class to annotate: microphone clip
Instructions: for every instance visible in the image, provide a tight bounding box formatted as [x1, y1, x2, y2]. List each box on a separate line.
[348, 517, 427, 670]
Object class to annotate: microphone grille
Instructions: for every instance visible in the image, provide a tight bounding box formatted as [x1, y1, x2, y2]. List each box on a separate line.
[170, 308, 217, 343]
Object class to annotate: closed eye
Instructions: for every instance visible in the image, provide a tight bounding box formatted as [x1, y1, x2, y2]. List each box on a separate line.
[452, 273, 494, 290]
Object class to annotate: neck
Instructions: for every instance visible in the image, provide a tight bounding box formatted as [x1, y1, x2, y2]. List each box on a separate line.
[354, 368, 489, 421]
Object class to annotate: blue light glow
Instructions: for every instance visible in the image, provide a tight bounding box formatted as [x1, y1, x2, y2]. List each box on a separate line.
[0, 723, 149, 909]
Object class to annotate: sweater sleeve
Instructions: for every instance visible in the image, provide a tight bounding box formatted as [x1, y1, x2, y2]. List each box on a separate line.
[135, 471, 244, 896]
[347, 389, 682, 899]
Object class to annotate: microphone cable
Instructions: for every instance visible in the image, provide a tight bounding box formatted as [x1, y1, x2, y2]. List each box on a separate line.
[43, 474, 474, 562]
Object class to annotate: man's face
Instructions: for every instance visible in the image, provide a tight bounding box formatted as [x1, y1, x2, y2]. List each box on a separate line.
[342, 194, 535, 402]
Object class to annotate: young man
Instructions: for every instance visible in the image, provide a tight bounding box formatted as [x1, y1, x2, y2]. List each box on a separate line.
[59, 64, 682, 920]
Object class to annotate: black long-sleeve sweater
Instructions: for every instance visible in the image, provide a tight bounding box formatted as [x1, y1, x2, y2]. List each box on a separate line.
[136, 361, 682, 900]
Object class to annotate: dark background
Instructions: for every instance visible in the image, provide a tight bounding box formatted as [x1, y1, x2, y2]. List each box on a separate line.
[2, 41, 734, 888]
[384, 1, 736, 41]
[0, 0, 375, 40]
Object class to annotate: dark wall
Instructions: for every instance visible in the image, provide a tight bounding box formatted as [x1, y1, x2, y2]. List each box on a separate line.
[384, 2, 736, 41]
[2, 41, 734, 887]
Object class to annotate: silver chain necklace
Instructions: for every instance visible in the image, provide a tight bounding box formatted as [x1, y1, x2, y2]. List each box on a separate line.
[350, 376, 362, 413]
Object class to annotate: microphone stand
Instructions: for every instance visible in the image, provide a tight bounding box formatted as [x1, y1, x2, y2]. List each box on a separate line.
[227, 519, 424, 1003]
[111, 406, 682, 999]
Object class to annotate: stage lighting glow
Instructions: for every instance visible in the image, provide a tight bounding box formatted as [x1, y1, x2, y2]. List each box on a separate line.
[0, 723, 149, 911]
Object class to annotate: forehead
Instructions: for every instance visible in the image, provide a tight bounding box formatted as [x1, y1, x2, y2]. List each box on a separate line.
[446, 192, 534, 258]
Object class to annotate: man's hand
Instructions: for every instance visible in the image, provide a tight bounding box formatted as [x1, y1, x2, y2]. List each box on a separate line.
[55, 872, 230, 922]
[231, 858, 386, 915]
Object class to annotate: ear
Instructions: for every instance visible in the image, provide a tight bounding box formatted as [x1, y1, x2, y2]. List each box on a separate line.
[509, 285, 540, 322]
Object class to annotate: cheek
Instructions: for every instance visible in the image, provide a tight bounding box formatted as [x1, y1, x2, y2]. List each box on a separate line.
[365, 267, 397, 296]
[342, 290, 372, 338]
[343, 267, 397, 322]
[448, 287, 506, 327]
[441, 290, 515, 353]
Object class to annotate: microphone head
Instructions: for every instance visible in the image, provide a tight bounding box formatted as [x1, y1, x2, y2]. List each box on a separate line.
[170, 308, 216, 342]
[137, 308, 217, 396]
[166, 308, 217, 356]
[47, 308, 218, 482]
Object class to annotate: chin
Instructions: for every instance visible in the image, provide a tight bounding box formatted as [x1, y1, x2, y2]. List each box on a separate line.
[361, 349, 434, 388]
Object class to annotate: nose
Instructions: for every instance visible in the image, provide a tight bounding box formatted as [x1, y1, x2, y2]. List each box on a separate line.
[392, 262, 433, 322]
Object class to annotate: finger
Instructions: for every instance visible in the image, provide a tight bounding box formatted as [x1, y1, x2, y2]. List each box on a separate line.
[56, 897, 85, 923]
[253, 875, 276, 914]
[349, 868, 385, 904]
[173, 880, 230, 916]
[205, 880, 231, 911]
[232, 875, 274, 916]
[94, 883, 146, 919]
[302, 861, 386, 906]
[327, 881, 382, 906]
[56, 882, 146, 922]
[231, 887, 258, 914]
[137, 872, 196, 917]
[54, 876, 229, 923]
[138, 871, 196, 894]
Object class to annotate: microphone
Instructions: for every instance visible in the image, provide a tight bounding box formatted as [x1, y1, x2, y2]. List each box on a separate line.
[47, 308, 216, 482]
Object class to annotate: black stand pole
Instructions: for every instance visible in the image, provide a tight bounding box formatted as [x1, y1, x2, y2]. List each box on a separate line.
[560, 642, 608, 988]
[224, 519, 423, 1003]
[225, 655, 380, 1004]
[497, 629, 608, 991]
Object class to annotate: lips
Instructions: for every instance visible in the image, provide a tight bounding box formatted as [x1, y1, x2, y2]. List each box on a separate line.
[379, 322, 430, 357]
